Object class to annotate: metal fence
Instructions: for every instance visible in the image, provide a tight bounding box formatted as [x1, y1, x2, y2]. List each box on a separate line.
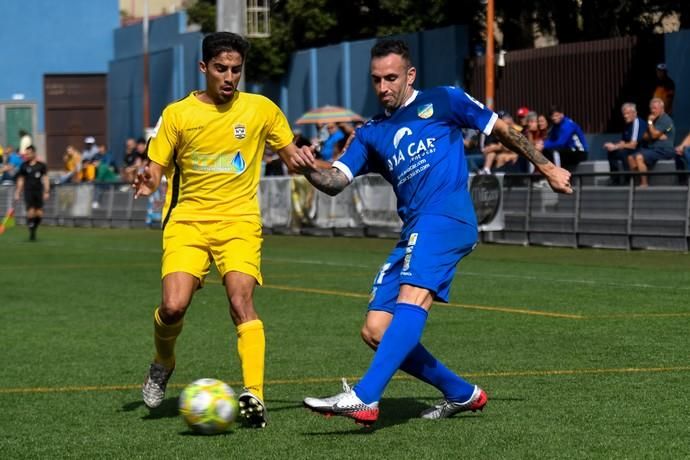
[486, 171, 690, 251]
[3, 171, 689, 251]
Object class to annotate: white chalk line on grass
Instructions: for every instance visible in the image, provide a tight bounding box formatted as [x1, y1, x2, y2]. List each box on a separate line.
[4, 241, 688, 292]
[2, 365, 689, 395]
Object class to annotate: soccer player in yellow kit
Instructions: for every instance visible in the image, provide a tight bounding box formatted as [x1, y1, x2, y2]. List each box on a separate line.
[134, 32, 314, 428]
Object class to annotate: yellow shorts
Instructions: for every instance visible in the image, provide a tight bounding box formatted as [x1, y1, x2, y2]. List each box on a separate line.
[161, 220, 263, 284]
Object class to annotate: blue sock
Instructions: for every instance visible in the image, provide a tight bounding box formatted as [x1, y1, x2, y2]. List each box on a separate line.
[400, 343, 475, 402]
[354, 303, 428, 404]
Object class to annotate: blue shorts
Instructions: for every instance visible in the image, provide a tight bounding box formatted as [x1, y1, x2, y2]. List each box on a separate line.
[368, 215, 478, 313]
[640, 147, 674, 166]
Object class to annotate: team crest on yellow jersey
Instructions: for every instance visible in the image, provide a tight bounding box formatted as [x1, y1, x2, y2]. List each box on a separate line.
[417, 103, 434, 119]
[234, 124, 246, 139]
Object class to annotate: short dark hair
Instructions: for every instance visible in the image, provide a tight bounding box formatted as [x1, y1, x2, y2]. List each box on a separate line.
[371, 39, 411, 66]
[202, 32, 250, 63]
[549, 105, 563, 116]
[26, 145, 35, 153]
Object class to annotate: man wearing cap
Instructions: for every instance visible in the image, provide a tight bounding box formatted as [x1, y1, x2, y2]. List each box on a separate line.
[516, 106, 530, 131]
[653, 63, 675, 115]
[82, 136, 100, 161]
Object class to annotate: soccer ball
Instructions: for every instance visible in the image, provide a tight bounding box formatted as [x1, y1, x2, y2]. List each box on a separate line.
[179, 378, 239, 434]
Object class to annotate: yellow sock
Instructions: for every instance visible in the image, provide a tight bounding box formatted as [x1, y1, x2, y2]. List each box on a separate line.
[236, 319, 265, 401]
[153, 307, 183, 370]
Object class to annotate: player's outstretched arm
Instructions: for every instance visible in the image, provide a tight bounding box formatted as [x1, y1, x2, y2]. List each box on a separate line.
[492, 118, 573, 194]
[277, 144, 315, 174]
[133, 160, 163, 199]
[304, 166, 350, 196]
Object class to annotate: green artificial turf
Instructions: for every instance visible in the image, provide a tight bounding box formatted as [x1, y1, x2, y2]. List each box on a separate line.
[1, 227, 689, 458]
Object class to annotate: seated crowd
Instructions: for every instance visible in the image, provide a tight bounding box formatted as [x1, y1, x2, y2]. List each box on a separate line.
[465, 96, 688, 187]
[2, 100, 688, 190]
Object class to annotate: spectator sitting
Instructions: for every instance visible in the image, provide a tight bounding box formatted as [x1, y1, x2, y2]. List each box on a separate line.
[60, 145, 82, 183]
[80, 158, 97, 182]
[97, 143, 116, 170]
[538, 105, 588, 172]
[293, 129, 311, 149]
[95, 156, 120, 182]
[463, 128, 483, 171]
[121, 137, 144, 183]
[135, 137, 149, 163]
[537, 113, 550, 139]
[319, 123, 345, 162]
[263, 145, 285, 176]
[1, 145, 22, 183]
[82, 136, 100, 162]
[675, 131, 690, 170]
[478, 111, 522, 174]
[603, 103, 645, 185]
[630, 97, 675, 188]
[122, 138, 146, 183]
[91, 157, 121, 209]
[524, 111, 545, 145]
[515, 106, 530, 131]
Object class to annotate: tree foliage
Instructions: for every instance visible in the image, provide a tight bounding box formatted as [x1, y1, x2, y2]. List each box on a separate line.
[185, 0, 689, 82]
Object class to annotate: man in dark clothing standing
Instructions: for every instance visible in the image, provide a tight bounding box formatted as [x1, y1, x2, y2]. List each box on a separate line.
[14, 145, 50, 241]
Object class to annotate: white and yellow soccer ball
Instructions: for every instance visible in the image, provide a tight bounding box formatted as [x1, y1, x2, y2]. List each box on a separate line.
[179, 378, 239, 434]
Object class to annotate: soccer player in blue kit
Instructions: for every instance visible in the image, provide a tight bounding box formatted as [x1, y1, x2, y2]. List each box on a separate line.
[302, 39, 573, 426]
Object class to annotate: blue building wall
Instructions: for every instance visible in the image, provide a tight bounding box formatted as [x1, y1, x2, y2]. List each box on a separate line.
[108, 12, 203, 163]
[666, 29, 690, 140]
[108, 20, 469, 160]
[0, 0, 119, 132]
[283, 25, 469, 132]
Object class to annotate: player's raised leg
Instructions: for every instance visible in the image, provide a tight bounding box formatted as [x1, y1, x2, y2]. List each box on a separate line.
[224, 270, 268, 428]
[362, 310, 486, 418]
[305, 285, 432, 425]
[142, 272, 198, 408]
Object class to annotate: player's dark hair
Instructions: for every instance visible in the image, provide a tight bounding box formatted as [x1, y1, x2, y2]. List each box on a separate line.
[202, 32, 250, 63]
[371, 39, 411, 66]
[549, 105, 563, 116]
[26, 145, 35, 153]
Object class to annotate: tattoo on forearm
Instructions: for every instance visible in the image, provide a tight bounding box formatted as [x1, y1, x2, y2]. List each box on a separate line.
[306, 168, 349, 196]
[502, 128, 549, 166]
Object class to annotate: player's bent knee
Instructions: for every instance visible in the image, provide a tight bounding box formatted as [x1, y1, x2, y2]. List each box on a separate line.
[361, 325, 382, 350]
[160, 296, 191, 321]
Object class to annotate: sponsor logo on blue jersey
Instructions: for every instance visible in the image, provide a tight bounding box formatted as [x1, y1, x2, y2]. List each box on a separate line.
[387, 127, 437, 172]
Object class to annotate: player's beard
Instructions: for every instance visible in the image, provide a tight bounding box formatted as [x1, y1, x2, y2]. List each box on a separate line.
[217, 85, 234, 103]
[379, 92, 397, 112]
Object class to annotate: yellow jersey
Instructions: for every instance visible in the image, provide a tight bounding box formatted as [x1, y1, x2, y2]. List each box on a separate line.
[148, 91, 293, 225]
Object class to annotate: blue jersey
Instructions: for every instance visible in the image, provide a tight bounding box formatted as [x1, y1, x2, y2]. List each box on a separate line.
[623, 117, 645, 144]
[543, 116, 588, 152]
[334, 87, 497, 226]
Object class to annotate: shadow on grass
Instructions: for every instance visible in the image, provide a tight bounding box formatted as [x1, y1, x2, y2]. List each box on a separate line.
[121, 397, 179, 420]
[264, 398, 312, 413]
[303, 397, 447, 435]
